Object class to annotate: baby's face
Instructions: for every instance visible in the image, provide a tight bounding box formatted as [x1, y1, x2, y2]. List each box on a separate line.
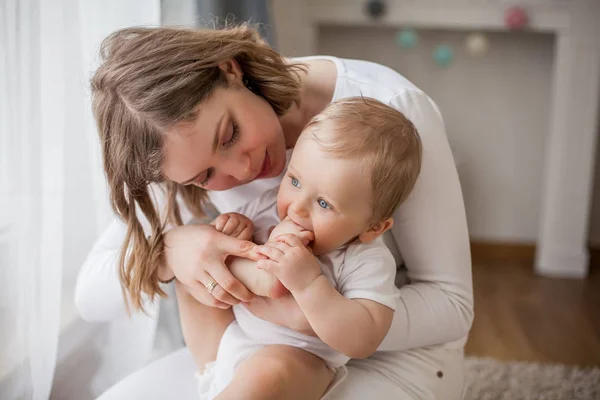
[276, 128, 374, 255]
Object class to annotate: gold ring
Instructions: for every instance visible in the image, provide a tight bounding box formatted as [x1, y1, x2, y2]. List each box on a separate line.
[205, 280, 218, 294]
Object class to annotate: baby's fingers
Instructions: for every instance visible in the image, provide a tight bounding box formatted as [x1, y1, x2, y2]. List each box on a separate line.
[222, 217, 239, 236]
[256, 258, 278, 275]
[294, 231, 314, 246]
[236, 224, 253, 241]
[256, 243, 285, 262]
[211, 214, 230, 232]
[274, 233, 306, 248]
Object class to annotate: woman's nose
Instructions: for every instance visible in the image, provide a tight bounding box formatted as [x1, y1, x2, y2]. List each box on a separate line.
[226, 153, 253, 182]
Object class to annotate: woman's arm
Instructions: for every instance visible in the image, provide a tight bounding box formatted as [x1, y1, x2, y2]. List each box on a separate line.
[378, 90, 474, 351]
[75, 184, 180, 321]
[75, 217, 131, 322]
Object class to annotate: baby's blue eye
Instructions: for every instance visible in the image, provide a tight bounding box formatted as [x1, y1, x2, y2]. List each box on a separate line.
[318, 199, 331, 209]
[291, 177, 300, 188]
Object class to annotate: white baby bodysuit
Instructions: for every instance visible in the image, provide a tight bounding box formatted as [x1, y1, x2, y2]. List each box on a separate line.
[198, 187, 398, 399]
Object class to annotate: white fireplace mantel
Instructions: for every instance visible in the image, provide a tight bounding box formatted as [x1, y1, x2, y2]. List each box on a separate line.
[271, 0, 600, 278]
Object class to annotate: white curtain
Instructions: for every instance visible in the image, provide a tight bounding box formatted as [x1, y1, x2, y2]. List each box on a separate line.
[0, 0, 161, 399]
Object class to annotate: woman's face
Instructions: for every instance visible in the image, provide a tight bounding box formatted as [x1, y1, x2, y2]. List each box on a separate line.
[162, 77, 287, 191]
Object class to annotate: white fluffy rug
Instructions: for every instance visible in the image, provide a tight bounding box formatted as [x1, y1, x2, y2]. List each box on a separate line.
[464, 357, 600, 400]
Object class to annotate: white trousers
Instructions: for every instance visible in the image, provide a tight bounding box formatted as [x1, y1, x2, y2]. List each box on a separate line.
[99, 341, 465, 400]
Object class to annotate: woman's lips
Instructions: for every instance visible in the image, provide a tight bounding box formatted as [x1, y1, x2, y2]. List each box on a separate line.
[255, 152, 271, 179]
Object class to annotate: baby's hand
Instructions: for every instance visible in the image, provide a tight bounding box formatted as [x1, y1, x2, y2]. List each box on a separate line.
[268, 217, 314, 246]
[210, 212, 254, 241]
[255, 234, 322, 294]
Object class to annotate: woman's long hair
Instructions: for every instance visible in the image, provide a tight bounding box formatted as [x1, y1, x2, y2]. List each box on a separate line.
[91, 24, 304, 310]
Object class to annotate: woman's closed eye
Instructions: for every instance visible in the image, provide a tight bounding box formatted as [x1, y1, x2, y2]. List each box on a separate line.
[222, 120, 240, 149]
[191, 121, 240, 187]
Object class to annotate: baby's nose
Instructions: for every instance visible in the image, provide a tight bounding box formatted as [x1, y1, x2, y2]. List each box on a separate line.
[293, 204, 309, 219]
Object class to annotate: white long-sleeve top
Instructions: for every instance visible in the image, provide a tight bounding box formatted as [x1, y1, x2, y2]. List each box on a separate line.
[75, 56, 474, 352]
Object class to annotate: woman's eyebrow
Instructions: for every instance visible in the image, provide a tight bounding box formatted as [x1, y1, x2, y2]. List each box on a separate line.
[210, 113, 225, 154]
[179, 113, 225, 185]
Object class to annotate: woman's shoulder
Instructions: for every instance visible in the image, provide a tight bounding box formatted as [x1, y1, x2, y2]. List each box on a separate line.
[334, 59, 443, 130]
[297, 56, 441, 121]
[292, 55, 440, 122]
[325, 56, 426, 103]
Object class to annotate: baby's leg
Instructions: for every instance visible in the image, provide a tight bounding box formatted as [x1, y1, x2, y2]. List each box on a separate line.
[228, 256, 288, 298]
[216, 345, 335, 400]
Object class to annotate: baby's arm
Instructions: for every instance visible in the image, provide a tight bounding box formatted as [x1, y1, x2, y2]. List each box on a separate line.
[256, 231, 394, 358]
[294, 278, 393, 358]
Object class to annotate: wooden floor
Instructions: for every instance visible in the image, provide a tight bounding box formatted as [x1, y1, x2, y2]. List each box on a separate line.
[465, 262, 600, 367]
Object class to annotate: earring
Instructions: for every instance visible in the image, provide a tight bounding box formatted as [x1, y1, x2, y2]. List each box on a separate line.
[242, 75, 260, 95]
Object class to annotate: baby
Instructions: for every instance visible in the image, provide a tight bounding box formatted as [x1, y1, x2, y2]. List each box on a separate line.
[187, 97, 422, 399]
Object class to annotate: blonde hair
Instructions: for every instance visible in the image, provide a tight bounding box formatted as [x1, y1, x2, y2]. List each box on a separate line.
[305, 97, 422, 223]
[91, 24, 305, 310]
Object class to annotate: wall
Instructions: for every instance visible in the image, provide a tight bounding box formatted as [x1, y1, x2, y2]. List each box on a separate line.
[316, 26, 599, 244]
[590, 132, 600, 246]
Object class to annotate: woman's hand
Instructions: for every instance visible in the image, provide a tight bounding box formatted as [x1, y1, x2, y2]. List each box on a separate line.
[161, 224, 261, 308]
[210, 212, 254, 241]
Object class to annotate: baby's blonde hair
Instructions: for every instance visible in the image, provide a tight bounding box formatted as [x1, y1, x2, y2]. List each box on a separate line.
[305, 97, 422, 223]
[91, 24, 305, 310]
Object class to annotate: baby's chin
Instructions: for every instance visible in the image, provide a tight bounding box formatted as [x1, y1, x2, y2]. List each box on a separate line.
[310, 240, 335, 256]
[312, 235, 361, 255]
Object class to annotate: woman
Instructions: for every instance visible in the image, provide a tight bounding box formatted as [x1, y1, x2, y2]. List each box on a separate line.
[76, 24, 473, 399]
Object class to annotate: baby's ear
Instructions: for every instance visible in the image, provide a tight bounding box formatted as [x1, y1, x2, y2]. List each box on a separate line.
[358, 218, 394, 243]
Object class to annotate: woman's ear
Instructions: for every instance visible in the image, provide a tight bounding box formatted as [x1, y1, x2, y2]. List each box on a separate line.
[218, 59, 243, 83]
[358, 218, 394, 243]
